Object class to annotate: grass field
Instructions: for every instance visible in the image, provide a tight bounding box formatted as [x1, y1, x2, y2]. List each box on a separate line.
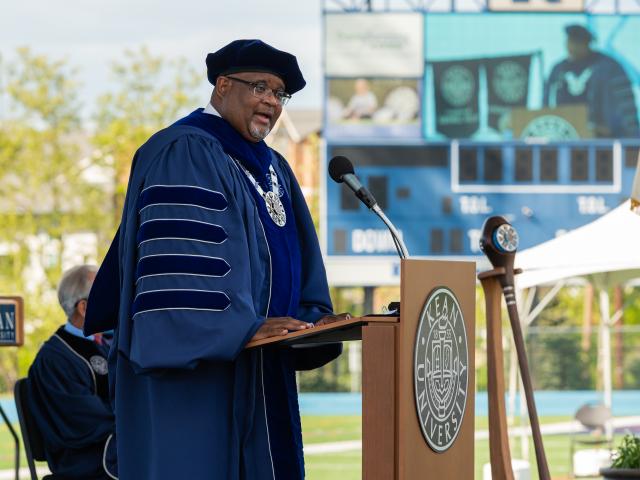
[302, 415, 618, 480]
[1, 415, 621, 479]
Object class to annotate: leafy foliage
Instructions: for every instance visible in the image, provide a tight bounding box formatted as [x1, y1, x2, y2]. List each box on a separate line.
[0, 46, 201, 391]
[611, 434, 640, 469]
[92, 46, 200, 215]
[0, 48, 112, 387]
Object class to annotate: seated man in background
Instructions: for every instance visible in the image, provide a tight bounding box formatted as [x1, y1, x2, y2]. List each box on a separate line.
[27, 264, 116, 480]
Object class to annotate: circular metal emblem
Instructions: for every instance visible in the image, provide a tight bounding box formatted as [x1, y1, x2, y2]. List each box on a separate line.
[521, 115, 579, 141]
[264, 191, 286, 227]
[493, 224, 519, 253]
[89, 355, 108, 375]
[414, 287, 468, 452]
[440, 66, 475, 107]
[492, 61, 527, 104]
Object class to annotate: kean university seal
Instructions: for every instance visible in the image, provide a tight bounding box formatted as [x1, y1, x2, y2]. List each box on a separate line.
[414, 287, 469, 452]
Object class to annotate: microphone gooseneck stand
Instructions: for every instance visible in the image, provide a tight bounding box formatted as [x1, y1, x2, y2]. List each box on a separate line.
[372, 205, 408, 259]
[328, 155, 408, 317]
[328, 155, 409, 260]
[479, 216, 550, 480]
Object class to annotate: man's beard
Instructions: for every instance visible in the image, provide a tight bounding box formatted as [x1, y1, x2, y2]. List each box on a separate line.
[249, 122, 271, 141]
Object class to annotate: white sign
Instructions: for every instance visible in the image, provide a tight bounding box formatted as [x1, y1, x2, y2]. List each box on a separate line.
[325, 13, 424, 77]
[459, 196, 493, 215]
[351, 228, 402, 254]
[577, 196, 609, 215]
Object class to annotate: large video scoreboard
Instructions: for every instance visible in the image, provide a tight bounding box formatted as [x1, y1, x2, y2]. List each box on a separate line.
[322, 6, 640, 285]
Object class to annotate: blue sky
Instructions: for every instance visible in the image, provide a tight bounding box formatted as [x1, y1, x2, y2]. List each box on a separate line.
[0, 1, 325, 115]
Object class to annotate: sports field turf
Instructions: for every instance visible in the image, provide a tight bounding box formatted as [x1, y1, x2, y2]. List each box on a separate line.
[1, 415, 618, 479]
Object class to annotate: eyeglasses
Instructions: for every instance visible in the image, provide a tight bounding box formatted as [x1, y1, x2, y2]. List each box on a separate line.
[224, 76, 292, 106]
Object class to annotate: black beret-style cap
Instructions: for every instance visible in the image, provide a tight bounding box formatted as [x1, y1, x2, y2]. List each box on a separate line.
[206, 39, 306, 94]
[565, 24, 594, 43]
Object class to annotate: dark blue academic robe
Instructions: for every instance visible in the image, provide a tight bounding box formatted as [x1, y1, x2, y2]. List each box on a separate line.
[544, 51, 640, 138]
[89, 116, 341, 480]
[27, 326, 115, 480]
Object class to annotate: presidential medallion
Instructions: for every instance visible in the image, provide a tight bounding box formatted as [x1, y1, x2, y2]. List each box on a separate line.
[414, 287, 468, 452]
[264, 190, 286, 227]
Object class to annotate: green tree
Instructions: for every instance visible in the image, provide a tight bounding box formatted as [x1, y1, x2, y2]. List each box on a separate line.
[0, 46, 201, 392]
[526, 287, 594, 390]
[0, 48, 112, 388]
[92, 46, 201, 217]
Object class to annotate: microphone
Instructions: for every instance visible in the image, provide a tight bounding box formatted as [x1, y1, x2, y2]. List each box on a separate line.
[328, 156, 377, 209]
[328, 156, 409, 259]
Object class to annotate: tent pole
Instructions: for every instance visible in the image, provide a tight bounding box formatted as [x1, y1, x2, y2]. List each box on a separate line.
[525, 281, 565, 324]
[599, 288, 613, 438]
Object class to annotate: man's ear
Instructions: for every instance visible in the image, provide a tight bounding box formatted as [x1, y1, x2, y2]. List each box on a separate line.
[214, 77, 231, 98]
[77, 299, 88, 318]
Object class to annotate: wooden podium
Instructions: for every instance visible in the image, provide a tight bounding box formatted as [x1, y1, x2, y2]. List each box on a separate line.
[247, 259, 476, 479]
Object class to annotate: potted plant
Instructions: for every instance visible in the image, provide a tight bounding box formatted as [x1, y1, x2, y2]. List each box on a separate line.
[600, 434, 640, 479]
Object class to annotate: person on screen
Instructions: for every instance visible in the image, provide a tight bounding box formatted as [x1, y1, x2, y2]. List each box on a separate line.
[83, 39, 348, 480]
[27, 265, 116, 480]
[343, 78, 378, 120]
[544, 24, 640, 138]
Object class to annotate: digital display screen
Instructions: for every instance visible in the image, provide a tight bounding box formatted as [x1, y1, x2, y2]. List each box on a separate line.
[325, 78, 422, 138]
[423, 14, 640, 141]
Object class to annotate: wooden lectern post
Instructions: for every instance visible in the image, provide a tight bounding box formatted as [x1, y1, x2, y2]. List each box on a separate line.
[247, 259, 476, 479]
[477, 273, 514, 480]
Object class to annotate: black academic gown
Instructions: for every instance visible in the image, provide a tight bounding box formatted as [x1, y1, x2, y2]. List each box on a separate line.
[27, 326, 115, 480]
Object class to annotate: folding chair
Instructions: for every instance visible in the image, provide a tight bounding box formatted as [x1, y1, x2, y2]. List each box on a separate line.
[14, 378, 55, 480]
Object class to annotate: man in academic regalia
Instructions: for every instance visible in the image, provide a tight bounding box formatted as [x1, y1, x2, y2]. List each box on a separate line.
[544, 24, 640, 138]
[27, 265, 116, 480]
[84, 39, 346, 479]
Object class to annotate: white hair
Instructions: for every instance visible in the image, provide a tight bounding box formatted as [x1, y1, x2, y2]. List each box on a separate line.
[57, 265, 98, 319]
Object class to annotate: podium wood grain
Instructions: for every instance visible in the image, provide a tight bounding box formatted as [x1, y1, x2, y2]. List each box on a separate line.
[363, 323, 398, 480]
[396, 259, 476, 480]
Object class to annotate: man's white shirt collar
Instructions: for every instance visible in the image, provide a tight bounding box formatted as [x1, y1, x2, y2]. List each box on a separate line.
[203, 103, 221, 117]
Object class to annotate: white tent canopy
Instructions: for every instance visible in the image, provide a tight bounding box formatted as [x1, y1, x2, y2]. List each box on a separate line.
[508, 200, 640, 443]
[515, 200, 640, 290]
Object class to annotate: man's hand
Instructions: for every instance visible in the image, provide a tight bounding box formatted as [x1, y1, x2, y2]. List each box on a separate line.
[315, 312, 351, 327]
[250, 317, 314, 341]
